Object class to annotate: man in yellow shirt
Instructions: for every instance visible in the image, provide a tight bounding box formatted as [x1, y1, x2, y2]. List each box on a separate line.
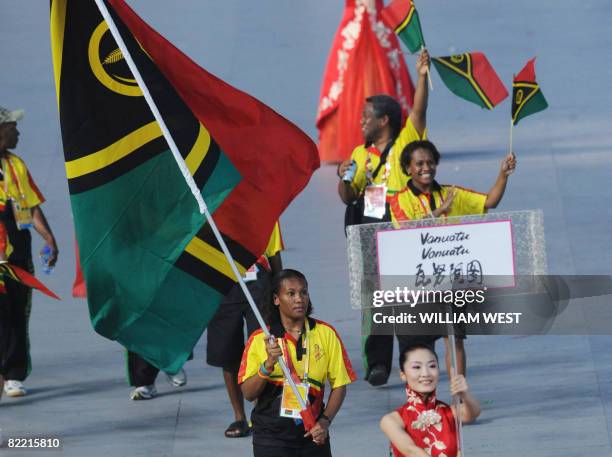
[336, 51, 429, 386]
[337, 50, 430, 212]
[0, 106, 58, 398]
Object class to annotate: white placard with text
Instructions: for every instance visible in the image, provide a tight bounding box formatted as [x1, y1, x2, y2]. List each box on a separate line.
[377, 220, 516, 290]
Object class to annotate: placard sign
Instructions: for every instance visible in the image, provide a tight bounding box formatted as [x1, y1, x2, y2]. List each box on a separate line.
[377, 220, 516, 290]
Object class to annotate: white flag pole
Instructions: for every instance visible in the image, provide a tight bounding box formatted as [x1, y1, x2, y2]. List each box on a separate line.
[93, 0, 311, 419]
[510, 74, 516, 156]
[448, 332, 465, 454]
[445, 291, 464, 456]
[421, 45, 433, 91]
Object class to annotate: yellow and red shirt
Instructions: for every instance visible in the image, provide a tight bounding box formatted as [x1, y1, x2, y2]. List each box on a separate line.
[389, 180, 487, 223]
[349, 117, 426, 197]
[0, 152, 44, 262]
[0, 152, 45, 212]
[238, 318, 356, 447]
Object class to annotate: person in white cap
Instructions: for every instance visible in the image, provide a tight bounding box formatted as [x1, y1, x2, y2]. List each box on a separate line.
[0, 106, 59, 398]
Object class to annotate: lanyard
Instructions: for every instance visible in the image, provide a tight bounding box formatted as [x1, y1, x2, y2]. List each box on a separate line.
[366, 151, 390, 184]
[365, 141, 394, 185]
[280, 320, 310, 385]
[416, 190, 445, 216]
[303, 322, 310, 382]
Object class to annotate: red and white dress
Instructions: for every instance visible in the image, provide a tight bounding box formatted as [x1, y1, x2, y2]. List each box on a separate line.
[316, 0, 415, 163]
[392, 387, 458, 457]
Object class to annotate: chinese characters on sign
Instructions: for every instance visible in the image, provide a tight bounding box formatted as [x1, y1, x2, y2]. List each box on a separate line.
[415, 260, 483, 288]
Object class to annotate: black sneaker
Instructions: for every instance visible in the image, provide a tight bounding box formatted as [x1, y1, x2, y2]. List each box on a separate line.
[366, 364, 389, 386]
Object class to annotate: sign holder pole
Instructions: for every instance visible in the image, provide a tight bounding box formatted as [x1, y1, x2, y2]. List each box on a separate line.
[447, 302, 464, 455]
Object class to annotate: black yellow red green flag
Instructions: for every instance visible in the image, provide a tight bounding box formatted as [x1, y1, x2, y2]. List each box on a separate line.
[512, 57, 548, 125]
[50, 0, 319, 373]
[381, 0, 426, 54]
[432, 52, 509, 109]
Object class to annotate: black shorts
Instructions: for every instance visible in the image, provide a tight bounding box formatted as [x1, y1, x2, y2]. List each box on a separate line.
[206, 270, 270, 371]
[253, 440, 332, 457]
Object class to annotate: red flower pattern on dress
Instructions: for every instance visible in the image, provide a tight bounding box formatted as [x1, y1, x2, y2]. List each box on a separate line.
[316, 0, 416, 162]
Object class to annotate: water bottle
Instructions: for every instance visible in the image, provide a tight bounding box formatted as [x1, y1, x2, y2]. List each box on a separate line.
[342, 160, 357, 182]
[40, 245, 54, 275]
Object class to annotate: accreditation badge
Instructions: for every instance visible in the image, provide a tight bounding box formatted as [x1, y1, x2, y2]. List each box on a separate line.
[243, 264, 258, 282]
[11, 198, 33, 230]
[363, 184, 387, 219]
[279, 381, 309, 419]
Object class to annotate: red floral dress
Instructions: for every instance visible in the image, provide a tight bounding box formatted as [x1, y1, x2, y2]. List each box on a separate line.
[316, 0, 415, 162]
[391, 387, 458, 457]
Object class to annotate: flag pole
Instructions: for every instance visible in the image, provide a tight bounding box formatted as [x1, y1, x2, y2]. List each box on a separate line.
[448, 332, 465, 455]
[414, 0, 432, 91]
[421, 45, 434, 91]
[510, 72, 515, 156]
[93, 0, 314, 429]
[445, 289, 464, 456]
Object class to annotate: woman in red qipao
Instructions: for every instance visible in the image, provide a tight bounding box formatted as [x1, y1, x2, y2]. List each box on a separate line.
[380, 344, 481, 457]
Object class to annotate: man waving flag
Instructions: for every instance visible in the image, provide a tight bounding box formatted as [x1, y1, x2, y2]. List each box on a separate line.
[50, 0, 319, 373]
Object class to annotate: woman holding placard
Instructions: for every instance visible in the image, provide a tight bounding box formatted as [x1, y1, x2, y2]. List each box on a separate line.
[239, 269, 356, 457]
[389, 139, 516, 376]
[390, 140, 515, 222]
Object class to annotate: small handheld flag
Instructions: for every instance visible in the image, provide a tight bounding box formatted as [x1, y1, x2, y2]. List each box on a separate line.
[300, 407, 316, 431]
[381, 0, 426, 54]
[432, 52, 508, 109]
[512, 57, 548, 125]
[0, 261, 60, 300]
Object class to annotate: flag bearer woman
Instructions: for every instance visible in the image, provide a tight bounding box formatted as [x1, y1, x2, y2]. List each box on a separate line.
[239, 269, 356, 457]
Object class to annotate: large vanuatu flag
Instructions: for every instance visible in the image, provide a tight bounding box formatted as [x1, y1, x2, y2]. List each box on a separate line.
[50, 0, 319, 373]
[432, 52, 509, 109]
[381, 0, 426, 54]
[512, 57, 548, 125]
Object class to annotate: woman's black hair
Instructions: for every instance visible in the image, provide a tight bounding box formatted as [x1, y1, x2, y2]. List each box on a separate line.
[400, 140, 441, 173]
[399, 343, 439, 371]
[263, 269, 313, 324]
